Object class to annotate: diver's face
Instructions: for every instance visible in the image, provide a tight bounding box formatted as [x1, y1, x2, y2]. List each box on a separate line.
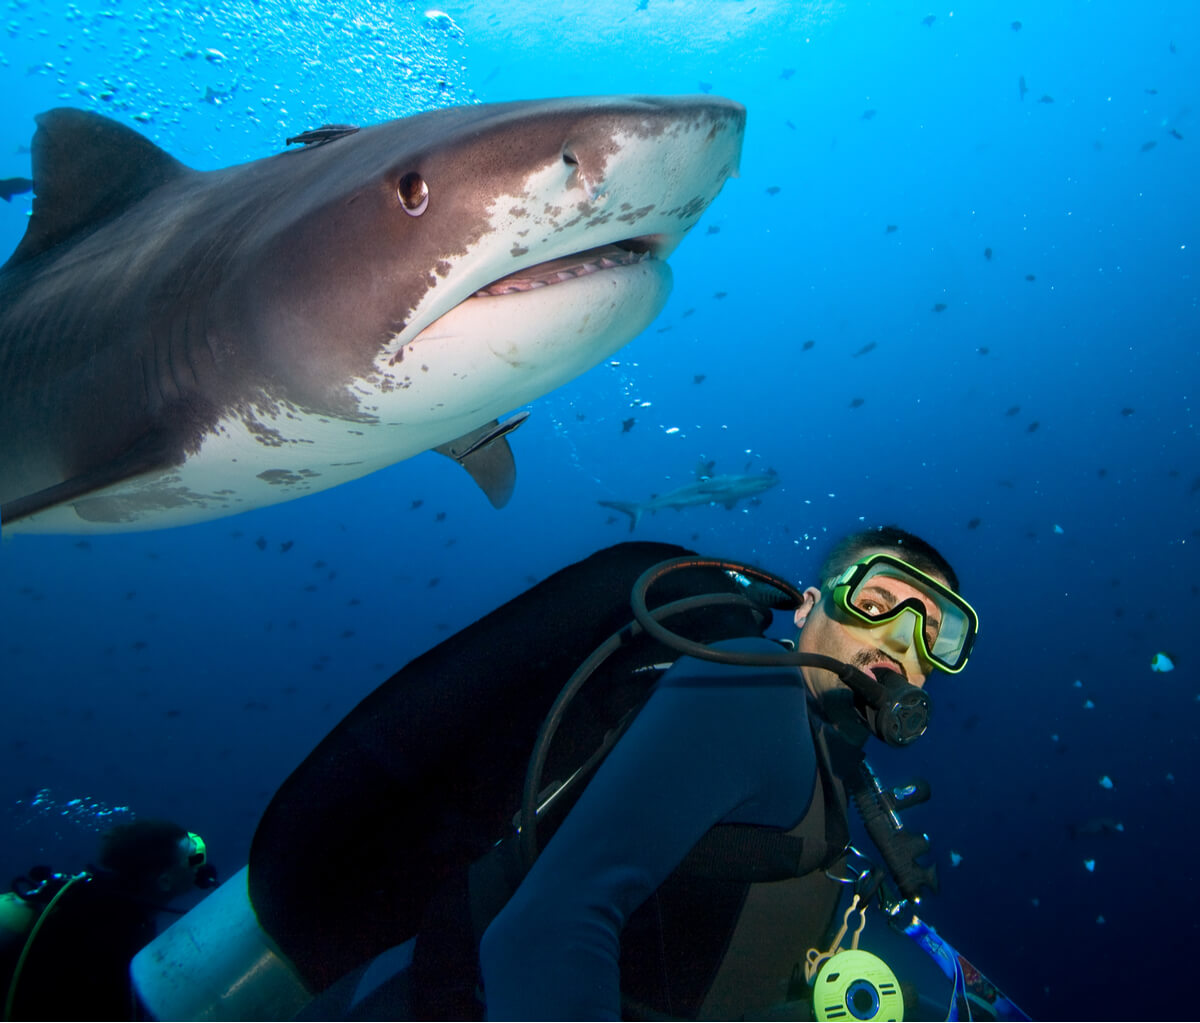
[794, 548, 949, 701]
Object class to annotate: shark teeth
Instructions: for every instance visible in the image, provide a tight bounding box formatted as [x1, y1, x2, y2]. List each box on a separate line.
[472, 244, 649, 298]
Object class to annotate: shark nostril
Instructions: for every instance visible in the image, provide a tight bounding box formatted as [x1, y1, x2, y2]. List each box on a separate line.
[397, 172, 429, 216]
[561, 147, 579, 168]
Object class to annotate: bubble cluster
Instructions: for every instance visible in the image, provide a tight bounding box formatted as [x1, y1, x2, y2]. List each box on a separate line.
[12, 788, 136, 834]
[3, 0, 478, 161]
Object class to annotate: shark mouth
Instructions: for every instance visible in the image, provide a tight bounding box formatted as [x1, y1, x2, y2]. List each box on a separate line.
[471, 240, 656, 298]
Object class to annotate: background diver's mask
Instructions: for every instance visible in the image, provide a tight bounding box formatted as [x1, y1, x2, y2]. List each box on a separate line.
[829, 553, 979, 674]
[185, 832, 219, 890]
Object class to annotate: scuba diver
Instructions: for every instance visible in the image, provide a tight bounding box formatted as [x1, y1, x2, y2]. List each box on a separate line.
[132, 531, 1026, 1021]
[479, 526, 979, 1019]
[0, 818, 216, 1020]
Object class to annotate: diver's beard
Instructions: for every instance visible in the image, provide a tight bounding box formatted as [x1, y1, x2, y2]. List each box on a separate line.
[850, 646, 908, 680]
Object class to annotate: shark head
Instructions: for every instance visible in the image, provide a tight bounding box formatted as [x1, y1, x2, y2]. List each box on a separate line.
[0, 97, 744, 532]
[227, 96, 745, 441]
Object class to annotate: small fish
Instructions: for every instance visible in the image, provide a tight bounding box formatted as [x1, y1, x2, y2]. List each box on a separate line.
[781, 68, 796, 80]
[852, 342, 877, 358]
[693, 374, 706, 384]
[411, 498, 423, 509]
[435, 511, 446, 521]
[698, 82, 713, 94]
[765, 185, 781, 195]
[621, 417, 636, 433]
[967, 518, 981, 529]
[1120, 407, 1135, 416]
[984, 247, 993, 260]
[280, 540, 294, 553]
[0, 176, 33, 202]
[255, 536, 267, 551]
[1006, 405, 1020, 416]
[1169, 128, 1184, 140]
[1140, 140, 1157, 152]
[1038, 95, 1054, 104]
[1027, 421, 1040, 433]
[713, 291, 727, 300]
[1150, 652, 1175, 672]
[849, 397, 865, 408]
[1011, 20, 1022, 31]
[1019, 76, 1029, 101]
[1069, 817, 1124, 839]
[706, 225, 721, 234]
[921, 14, 936, 26]
[284, 124, 360, 148]
[1144, 88, 1158, 95]
[885, 224, 898, 233]
[1025, 274, 1036, 282]
[861, 109, 877, 120]
[977, 346, 989, 355]
[802, 339, 815, 351]
[932, 302, 947, 313]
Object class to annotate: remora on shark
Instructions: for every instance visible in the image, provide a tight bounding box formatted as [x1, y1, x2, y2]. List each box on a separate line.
[0, 96, 744, 533]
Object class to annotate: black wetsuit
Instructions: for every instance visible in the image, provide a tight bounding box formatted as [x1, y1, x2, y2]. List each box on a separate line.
[480, 637, 837, 1020]
[0, 873, 160, 1020]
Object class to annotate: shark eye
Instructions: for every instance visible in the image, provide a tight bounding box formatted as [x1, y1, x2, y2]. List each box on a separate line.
[397, 172, 429, 216]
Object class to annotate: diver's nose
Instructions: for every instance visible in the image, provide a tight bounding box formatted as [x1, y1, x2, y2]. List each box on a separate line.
[880, 610, 920, 657]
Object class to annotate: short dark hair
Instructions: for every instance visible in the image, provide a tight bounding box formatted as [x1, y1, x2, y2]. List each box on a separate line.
[818, 525, 960, 593]
[98, 819, 187, 884]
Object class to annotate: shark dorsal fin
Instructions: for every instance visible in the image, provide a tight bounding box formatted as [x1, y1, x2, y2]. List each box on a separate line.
[6, 108, 191, 268]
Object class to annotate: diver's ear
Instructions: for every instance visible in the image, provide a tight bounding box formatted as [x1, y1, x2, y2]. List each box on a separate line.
[793, 586, 822, 629]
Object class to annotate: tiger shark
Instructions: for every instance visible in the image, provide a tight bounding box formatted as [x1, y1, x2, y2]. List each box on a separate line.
[0, 96, 744, 533]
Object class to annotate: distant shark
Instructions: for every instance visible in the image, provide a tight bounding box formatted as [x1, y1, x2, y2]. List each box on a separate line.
[0, 97, 744, 532]
[599, 469, 779, 531]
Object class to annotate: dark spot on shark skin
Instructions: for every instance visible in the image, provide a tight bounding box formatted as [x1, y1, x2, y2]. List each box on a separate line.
[622, 417, 636, 433]
[257, 468, 320, 487]
[509, 244, 529, 257]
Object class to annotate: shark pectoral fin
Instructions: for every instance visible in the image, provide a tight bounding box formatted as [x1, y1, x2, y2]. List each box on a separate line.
[433, 411, 530, 509]
[1, 433, 175, 527]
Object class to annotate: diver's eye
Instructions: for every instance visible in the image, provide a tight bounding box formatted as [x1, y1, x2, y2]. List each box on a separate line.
[856, 597, 886, 617]
[398, 172, 429, 216]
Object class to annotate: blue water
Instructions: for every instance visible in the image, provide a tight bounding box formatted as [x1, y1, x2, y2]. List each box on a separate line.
[2, 1, 1197, 1018]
